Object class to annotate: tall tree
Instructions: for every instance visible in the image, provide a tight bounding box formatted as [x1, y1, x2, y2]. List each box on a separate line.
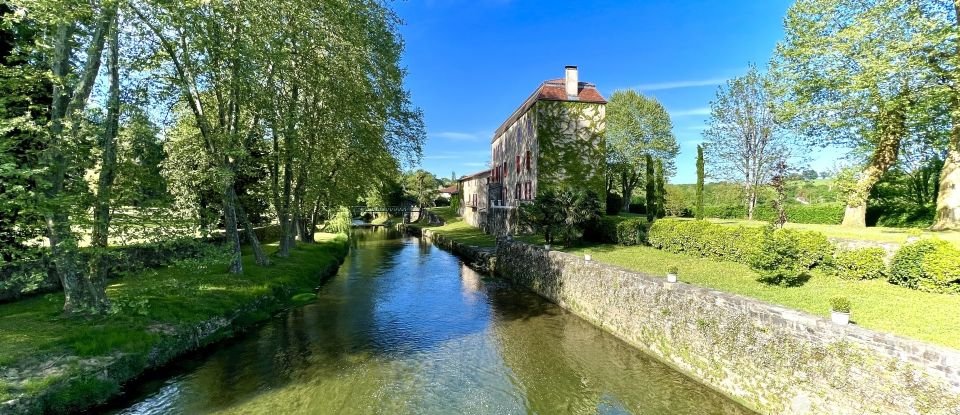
[773, 0, 920, 227]
[655, 159, 666, 218]
[703, 65, 788, 221]
[605, 90, 678, 212]
[645, 154, 655, 222]
[695, 144, 705, 220]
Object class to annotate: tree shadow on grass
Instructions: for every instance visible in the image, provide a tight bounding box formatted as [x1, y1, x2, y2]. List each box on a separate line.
[756, 271, 812, 287]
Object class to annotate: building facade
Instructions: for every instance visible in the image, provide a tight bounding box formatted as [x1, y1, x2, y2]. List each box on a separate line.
[459, 66, 606, 236]
[457, 169, 490, 230]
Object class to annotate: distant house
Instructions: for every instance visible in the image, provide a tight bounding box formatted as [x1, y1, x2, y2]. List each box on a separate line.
[437, 184, 459, 199]
[458, 169, 490, 230]
[459, 66, 606, 235]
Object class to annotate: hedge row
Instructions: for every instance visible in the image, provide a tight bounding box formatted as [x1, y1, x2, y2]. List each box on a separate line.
[584, 216, 649, 246]
[644, 219, 959, 293]
[701, 203, 845, 225]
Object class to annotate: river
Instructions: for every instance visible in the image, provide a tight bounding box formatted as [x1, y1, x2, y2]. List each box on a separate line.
[103, 228, 751, 414]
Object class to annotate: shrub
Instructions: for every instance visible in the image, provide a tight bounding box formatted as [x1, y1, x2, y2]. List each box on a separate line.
[867, 204, 934, 228]
[605, 193, 623, 215]
[890, 239, 947, 288]
[628, 203, 645, 214]
[921, 245, 960, 294]
[892, 239, 960, 293]
[748, 227, 812, 286]
[830, 296, 851, 313]
[615, 218, 648, 246]
[701, 203, 844, 225]
[648, 219, 765, 263]
[702, 205, 746, 219]
[792, 229, 834, 269]
[831, 248, 887, 280]
[584, 216, 621, 244]
[520, 188, 601, 245]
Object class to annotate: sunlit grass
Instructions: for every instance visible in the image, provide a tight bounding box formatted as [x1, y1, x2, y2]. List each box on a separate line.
[564, 243, 960, 349]
[0, 233, 349, 407]
[693, 217, 960, 246]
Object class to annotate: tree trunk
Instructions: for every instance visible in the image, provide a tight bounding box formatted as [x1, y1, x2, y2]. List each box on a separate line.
[221, 182, 243, 274]
[230, 186, 270, 266]
[932, 130, 960, 230]
[841, 94, 905, 227]
[89, 17, 121, 308]
[45, 7, 114, 315]
[933, 5, 960, 230]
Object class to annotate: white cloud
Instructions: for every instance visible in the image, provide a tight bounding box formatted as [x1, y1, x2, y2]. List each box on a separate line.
[669, 107, 711, 117]
[635, 77, 727, 91]
[430, 130, 491, 141]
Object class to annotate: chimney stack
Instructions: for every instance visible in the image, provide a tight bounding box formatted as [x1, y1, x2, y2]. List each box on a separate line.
[564, 66, 579, 98]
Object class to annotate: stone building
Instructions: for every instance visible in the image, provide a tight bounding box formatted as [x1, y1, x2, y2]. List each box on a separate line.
[483, 66, 607, 235]
[457, 169, 490, 230]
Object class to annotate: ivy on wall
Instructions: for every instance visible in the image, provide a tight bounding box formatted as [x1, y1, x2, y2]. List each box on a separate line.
[535, 100, 606, 208]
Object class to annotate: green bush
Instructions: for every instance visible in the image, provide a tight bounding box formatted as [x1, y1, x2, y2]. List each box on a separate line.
[867, 205, 934, 228]
[615, 218, 648, 246]
[831, 247, 887, 280]
[605, 193, 623, 215]
[584, 216, 621, 244]
[792, 229, 834, 269]
[648, 219, 764, 263]
[890, 239, 960, 293]
[701, 203, 844, 225]
[748, 227, 815, 286]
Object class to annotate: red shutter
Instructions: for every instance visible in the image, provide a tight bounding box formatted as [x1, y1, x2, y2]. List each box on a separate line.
[526, 151, 531, 172]
[516, 155, 520, 173]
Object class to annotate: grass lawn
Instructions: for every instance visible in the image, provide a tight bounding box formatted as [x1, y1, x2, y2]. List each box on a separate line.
[0, 233, 348, 410]
[693, 217, 960, 246]
[420, 207, 497, 247]
[563, 243, 960, 350]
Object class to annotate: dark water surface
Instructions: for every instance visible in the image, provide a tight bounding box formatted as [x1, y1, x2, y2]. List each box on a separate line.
[104, 229, 752, 415]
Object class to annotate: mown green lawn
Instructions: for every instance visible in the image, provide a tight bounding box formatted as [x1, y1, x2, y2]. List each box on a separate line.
[422, 207, 498, 247]
[563, 243, 960, 350]
[0, 234, 348, 408]
[694, 217, 960, 246]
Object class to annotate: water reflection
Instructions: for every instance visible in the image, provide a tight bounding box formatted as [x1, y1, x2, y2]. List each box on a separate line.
[105, 229, 752, 415]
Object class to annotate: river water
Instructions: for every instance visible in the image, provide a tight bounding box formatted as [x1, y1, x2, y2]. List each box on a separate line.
[105, 229, 751, 415]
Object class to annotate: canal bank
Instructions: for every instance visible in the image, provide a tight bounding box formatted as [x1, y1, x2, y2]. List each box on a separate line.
[0, 235, 349, 414]
[103, 227, 753, 414]
[406, 224, 960, 415]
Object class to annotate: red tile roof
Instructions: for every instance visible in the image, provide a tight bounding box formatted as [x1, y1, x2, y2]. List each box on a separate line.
[492, 78, 606, 141]
[439, 185, 459, 194]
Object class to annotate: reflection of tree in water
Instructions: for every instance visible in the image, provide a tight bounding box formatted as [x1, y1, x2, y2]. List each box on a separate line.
[486, 284, 753, 414]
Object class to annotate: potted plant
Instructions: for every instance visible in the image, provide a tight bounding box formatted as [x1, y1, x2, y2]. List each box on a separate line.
[667, 266, 679, 283]
[830, 296, 851, 325]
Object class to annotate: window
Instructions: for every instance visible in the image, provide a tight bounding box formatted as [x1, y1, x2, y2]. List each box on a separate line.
[515, 183, 521, 200]
[516, 155, 521, 174]
[526, 151, 531, 172]
[503, 162, 507, 178]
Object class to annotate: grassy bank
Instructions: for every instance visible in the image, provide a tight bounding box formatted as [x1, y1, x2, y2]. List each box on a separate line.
[564, 243, 960, 349]
[0, 233, 349, 413]
[417, 207, 497, 247]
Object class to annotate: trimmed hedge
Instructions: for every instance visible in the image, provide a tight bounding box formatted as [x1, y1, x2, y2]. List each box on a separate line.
[584, 216, 648, 246]
[701, 203, 845, 225]
[615, 218, 648, 246]
[648, 219, 765, 264]
[648, 219, 833, 270]
[831, 247, 887, 280]
[890, 239, 960, 294]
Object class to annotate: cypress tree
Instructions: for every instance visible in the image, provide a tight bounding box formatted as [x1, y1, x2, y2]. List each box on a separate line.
[655, 159, 666, 218]
[645, 154, 655, 222]
[696, 144, 705, 220]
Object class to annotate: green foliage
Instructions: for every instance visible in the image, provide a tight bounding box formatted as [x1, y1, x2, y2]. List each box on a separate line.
[702, 203, 845, 225]
[891, 239, 960, 294]
[654, 159, 666, 219]
[648, 219, 765, 264]
[535, 101, 607, 206]
[831, 248, 887, 280]
[327, 207, 353, 235]
[519, 188, 601, 245]
[695, 145, 705, 220]
[585, 216, 621, 244]
[615, 218, 648, 246]
[749, 226, 817, 286]
[605, 193, 623, 215]
[645, 154, 655, 222]
[830, 296, 851, 313]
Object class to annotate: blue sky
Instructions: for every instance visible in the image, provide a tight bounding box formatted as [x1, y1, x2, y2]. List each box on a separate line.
[394, 0, 809, 184]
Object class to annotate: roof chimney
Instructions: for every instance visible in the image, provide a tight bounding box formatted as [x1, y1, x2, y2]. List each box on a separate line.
[565, 66, 579, 98]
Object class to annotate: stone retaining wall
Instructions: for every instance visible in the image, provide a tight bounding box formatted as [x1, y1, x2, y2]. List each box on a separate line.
[495, 238, 960, 415]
